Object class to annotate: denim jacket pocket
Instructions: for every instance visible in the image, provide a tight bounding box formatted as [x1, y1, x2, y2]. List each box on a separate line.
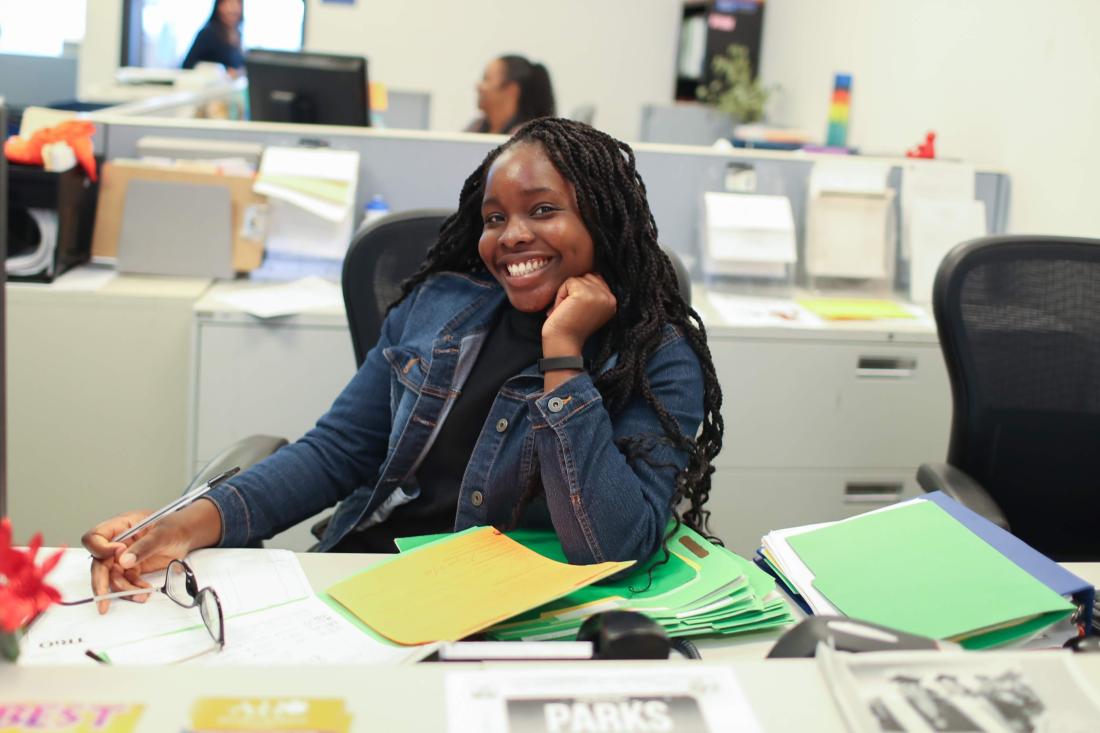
[384, 345, 428, 392]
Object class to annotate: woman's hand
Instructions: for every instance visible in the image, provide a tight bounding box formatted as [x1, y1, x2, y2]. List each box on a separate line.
[81, 499, 222, 614]
[542, 273, 617, 357]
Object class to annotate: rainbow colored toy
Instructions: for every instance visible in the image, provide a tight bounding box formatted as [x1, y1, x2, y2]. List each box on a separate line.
[825, 72, 852, 148]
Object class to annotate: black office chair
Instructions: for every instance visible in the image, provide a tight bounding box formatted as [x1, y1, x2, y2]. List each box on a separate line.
[917, 235, 1100, 561]
[187, 210, 451, 498]
[343, 209, 454, 365]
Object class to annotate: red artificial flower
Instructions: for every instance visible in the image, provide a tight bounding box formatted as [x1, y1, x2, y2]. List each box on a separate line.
[0, 517, 64, 633]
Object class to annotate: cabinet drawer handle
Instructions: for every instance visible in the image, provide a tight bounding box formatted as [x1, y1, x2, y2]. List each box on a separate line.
[844, 482, 904, 503]
[856, 356, 916, 379]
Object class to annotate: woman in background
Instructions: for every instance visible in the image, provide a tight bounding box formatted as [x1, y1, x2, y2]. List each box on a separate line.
[468, 55, 556, 134]
[182, 0, 244, 75]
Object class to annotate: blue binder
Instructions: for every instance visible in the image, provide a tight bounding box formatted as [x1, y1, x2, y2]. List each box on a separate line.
[756, 491, 1095, 630]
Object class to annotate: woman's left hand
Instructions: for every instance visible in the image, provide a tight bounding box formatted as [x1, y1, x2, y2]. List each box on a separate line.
[542, 273, 617, 356]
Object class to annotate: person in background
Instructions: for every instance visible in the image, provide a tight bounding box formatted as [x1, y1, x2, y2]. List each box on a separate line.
[181, 0, 244, 76]
[467, 55, 556, 134]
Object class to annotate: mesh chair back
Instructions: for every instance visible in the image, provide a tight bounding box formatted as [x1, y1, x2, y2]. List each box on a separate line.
[342, 209, 452, 366]
[934, 235, 1100, 560]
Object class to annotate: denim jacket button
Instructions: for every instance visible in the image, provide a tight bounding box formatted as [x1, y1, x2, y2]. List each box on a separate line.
[470, 490, 485, 507]
[547, 397, 565, 413]
[495, 418, 509, 433]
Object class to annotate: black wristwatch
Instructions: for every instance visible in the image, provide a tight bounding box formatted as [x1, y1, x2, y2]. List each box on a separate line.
[538, 356, 586, 373]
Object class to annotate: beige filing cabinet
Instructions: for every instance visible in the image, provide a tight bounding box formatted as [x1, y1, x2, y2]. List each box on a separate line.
[190, 281, 357, 550]
[6, 269, 211, 546]
[694, 289, 952, 555]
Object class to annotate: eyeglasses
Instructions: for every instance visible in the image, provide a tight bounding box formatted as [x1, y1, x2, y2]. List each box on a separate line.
[62, 558, 225, 661]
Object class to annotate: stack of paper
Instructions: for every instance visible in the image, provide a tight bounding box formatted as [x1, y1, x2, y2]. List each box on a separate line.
[394, 523, 793, 642]
[804, 160, 896, 281]
[702, 192, 797, 280]
[253, 146, 360, 261]
[757, 495, 1082, 649]
[326, 527, 633, 645]
[900, 161, 986, 303]
[22, 548, 423, 667]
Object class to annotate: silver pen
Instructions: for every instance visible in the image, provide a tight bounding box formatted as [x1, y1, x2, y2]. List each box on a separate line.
[111, 466, 240, 543]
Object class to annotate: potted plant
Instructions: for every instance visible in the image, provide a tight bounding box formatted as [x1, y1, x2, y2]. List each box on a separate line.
[696, 44, 771, 124]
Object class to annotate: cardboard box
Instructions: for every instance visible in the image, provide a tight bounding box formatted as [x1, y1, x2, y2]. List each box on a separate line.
[91, 160, 266, 272]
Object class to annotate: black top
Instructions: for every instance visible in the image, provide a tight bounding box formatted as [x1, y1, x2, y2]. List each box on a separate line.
[333, 307, 545, 552]
[181, 24, 244, 71]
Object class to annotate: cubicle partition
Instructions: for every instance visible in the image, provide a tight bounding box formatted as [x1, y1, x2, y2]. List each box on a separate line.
[12, 115, 1012, 551]
[93, 115, 1010, 286]
[0, 53, 78, 110]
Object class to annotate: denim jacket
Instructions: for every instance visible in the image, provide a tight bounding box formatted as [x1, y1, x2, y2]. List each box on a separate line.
[206, 271, 705, 565]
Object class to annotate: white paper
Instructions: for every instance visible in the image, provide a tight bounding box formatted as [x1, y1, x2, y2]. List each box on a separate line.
[908, 199, 987, 303]
[445, 667, 763, 733]
[263, 197, 354, 259]
[101, 595, 420, 666]
[811, 159, 891, 196]
[21, 548, 313, 664]
[49, 266, 118, 292]
[704, 292, 821, 328]
[805, 160, 895, 280]
[255, 146, 359, 224]
[760, 499, 927, 616]
[805, 191, 896, 279]
[704, 192, 796, 262]
[18, 106, 77, 137]
[259, 146, 360, 184]
[900, 161, 976, 257]
[5, 209, 59, 277]
[213, 276, 343, 318]
[703, 192, 796, 278]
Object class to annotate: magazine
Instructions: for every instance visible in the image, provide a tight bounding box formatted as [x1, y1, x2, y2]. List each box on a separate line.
[818, 645, 1100, 733]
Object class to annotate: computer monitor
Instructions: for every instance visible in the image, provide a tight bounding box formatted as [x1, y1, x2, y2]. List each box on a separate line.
[245, 50, 370, 127]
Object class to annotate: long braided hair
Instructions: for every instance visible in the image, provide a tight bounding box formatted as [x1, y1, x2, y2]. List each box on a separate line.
[394, 118, 724, 552]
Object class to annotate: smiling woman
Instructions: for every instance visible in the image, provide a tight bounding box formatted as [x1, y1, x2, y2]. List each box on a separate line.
[81, 119, 724, 609]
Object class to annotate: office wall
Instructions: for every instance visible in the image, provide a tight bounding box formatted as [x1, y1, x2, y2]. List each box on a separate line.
[304, 0, 681, 141]
[79, 0, 123, 96]
[759, 0, 1100, 237]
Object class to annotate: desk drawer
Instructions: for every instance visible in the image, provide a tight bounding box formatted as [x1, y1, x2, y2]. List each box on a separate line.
[193, 320, 355, 463]
[710, 338, 950, 469]
[703, 467, 923, 557]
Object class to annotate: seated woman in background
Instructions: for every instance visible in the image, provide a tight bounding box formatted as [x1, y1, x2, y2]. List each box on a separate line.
[82, 119, 723, 612]
[467, 55, 556, 134]
[182, 0, 244, 75]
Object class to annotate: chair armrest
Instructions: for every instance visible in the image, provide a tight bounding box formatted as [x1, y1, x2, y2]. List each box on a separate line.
[916, 462, 1010, 530]
[185, 434, 288, 493]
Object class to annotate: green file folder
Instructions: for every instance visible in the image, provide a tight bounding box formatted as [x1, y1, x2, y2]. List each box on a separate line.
[786, 501, 1074, 648]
